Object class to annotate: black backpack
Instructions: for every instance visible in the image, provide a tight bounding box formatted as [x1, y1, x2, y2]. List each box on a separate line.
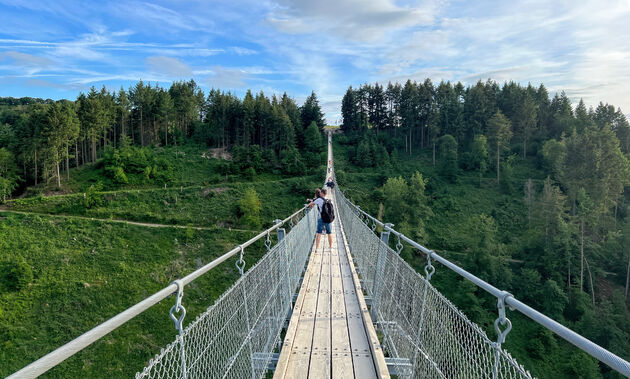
[321, 199, 335, 223]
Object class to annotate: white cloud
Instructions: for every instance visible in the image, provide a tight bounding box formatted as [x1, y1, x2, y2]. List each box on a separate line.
[146, 56, 193, 77]
[230, 47, 258, 55]
[0, 51, 52, 67]
[268, 0, 440, 41]
[206, 66, 249, 89]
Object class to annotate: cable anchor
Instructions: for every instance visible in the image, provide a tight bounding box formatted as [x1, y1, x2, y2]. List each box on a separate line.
[169, 279, 186, 335]
[235, 245, 246, 275]
[494, 291, 513, 347]
[424, 250, 435, 280]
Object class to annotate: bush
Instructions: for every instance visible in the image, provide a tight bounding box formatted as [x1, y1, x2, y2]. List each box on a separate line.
[244, 167, 256, 181]
[103, 145, 173, 185]
[84, 182, 104, 209]
[1, 255, 33, 291]
[238, 188, 262, 229]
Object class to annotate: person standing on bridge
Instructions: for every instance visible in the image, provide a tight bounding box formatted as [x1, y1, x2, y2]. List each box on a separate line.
[326, 177, 335, 188]
[308, 188, 334, 250]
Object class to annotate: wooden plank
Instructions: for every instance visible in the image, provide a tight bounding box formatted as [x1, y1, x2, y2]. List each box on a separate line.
[275, 243, 322, 378]
[308, 242, 332, 377]
[334, 190, 391, 379]
[330, 227, 354, 379]
[277, 178, 389, 379]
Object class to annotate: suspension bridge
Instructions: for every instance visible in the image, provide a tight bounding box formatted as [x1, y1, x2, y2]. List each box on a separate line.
[8, 133, 630, 378]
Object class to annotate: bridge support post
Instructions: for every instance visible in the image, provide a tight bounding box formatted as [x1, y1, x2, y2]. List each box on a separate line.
[372, 224, 391, 320]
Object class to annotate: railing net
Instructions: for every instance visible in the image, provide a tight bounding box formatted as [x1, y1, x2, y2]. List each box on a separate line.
[335, 188, 532, 379]
[136, 208, 317, 379]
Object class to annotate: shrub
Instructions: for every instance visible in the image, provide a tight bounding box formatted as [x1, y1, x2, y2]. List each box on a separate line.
[243, 167, 256, 181]
[84, 182, 104, 209]
[238, 188, 262, 229]
[1, 255, 33, 291]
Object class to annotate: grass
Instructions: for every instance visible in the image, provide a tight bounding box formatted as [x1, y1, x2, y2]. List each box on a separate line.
[0, 211, 271, 378]
[6, 176, 321, 229]
[1, 143, 328, 378]
[23, 144, 292, 196]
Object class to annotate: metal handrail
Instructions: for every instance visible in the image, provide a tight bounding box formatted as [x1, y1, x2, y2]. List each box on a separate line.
[335, 186, 630, 377]
[8, 206, 308, 379]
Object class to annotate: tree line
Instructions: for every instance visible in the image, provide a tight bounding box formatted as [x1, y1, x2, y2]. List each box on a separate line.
[0, 80, 326, 198]
[342, 80, 629, 159]
[340, 79, 630, 374]
[342, 78, 630, 301]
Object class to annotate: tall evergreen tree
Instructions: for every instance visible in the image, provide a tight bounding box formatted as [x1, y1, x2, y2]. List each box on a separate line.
[300, 91, 325, 131]
[487, 110, 512, 183]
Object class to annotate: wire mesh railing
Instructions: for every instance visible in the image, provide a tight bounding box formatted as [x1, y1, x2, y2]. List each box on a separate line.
[335, 187, 532, 379]
[136, 208, 317, 379]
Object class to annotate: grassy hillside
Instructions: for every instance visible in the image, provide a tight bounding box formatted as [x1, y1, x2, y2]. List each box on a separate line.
[4, 176, 321, 229]
[0, 211, 270, 377]
[0, 144, 322, 378]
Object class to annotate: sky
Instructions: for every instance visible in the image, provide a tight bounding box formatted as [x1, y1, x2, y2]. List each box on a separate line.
[0, 0, 629, 123]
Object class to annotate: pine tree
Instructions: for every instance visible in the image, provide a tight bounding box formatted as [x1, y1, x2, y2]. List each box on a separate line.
[487, 110, 512, 183]
[438, 134, 458, 182]
[341, 86, 358, 132]
[300, 91, 325, 131]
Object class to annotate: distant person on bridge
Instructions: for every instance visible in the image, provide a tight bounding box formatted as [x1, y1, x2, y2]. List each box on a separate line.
[326, 177, 335, 188]
[307, 188, 334, 250]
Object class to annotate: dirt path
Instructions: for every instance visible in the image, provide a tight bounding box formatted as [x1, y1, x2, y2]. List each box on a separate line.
[0, 209, 259, 233]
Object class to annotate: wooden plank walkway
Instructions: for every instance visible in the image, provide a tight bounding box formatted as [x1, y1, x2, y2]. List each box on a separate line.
[274, 187, 389, 379]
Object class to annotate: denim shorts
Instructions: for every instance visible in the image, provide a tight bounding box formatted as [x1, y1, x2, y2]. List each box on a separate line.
[317, 218, 332, 234]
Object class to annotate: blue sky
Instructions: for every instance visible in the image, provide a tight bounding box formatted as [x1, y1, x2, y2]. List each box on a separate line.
[0, 0, 629, 123]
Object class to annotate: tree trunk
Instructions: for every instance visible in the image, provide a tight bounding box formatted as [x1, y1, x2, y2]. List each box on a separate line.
[56, 161, 61, 188]
[421, 123, 424, 148]
[92, 137, 97, 162]
[580, 220, 584, 291]
[120, 113, 125, 142]
[432, 142, 436, 166]
[165, 121, 168, 146]
[584, 257, 595, 305]
[567, 254, 571, 293]
[66, 144, 70, 180]
[523, 137, 527, 159]
[625, 251, 630, 298]
[34, 149, 38, 185]
[75, 141, 79, 169]
[140, 107, 144, 146]
[496, 145, 500, 183]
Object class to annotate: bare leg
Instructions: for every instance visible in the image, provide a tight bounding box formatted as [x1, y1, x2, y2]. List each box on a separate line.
[316, 233, 322, 249]
[328, 234, 333, 248]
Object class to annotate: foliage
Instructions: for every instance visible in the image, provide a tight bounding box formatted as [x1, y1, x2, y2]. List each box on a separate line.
[303, 121, 322, 152]
[437, 134, 458, 182]
[332, 132, 630, 378]
[0, 254, 33, 291]
[83, 182, 104, 209]
[0, 147, 20, 202]
[238, 187, 262, 229]
[103, 144, 174, 185]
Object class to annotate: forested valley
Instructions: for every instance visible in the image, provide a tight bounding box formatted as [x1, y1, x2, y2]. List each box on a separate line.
[0, 77, 629, 378]
[336, 79, 630, 378]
